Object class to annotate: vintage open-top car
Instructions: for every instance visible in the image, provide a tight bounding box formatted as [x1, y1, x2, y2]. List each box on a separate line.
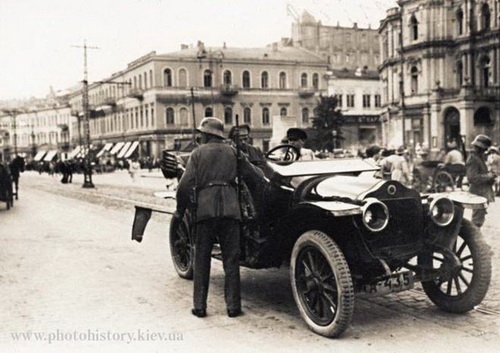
[156, 144, 492, 338]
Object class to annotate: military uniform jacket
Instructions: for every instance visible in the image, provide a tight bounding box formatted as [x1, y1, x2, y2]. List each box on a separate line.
[466, 151, 495, 202]
[176, 139, 264, 222]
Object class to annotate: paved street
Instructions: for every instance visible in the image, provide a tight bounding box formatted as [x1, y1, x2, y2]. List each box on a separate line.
[1, 171, 499, 352]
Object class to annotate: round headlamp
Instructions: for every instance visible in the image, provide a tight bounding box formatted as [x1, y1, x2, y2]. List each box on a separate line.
[429, 196, 455, 227]
[362, 198, 389, 232]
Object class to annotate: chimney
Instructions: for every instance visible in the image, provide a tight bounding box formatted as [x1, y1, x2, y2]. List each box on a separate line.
[180, 44, 189, 50]
[353, 22, 358, 29]
[272, 42, 278, 52]
[223, 42, 227, 49]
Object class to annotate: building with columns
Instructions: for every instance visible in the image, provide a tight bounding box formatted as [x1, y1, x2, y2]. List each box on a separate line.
[0, 104, 72, 163]
[379, 0, 499, 152]
[67, 44, 329, 159]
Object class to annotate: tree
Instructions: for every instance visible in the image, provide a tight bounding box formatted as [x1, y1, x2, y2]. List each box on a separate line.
[307, 95, 344, 152]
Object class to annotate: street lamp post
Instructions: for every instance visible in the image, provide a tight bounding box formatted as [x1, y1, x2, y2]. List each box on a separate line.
[73, 39, 99, 189]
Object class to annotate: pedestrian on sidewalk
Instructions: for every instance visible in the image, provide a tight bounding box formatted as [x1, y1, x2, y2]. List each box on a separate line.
[466, 134, 496, 228]
[487, 146, 500, 196]
[175, 117, 264, 319]
[128, 158, 140, 182]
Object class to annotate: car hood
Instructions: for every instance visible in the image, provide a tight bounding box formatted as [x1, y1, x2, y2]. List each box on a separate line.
[270, 158, 379, 177]
[314, 175, 384, 201]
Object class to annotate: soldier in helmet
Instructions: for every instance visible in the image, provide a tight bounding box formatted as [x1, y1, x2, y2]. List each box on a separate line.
[466, 134, 496, 228]
[175, 117, 264, 318]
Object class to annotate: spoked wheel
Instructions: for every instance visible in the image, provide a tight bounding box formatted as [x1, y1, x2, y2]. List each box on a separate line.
[169, 210, 194, 279]
[418, 219, 491, 313]
[433, 170, 455, 192]
[290, 230, 354, 338]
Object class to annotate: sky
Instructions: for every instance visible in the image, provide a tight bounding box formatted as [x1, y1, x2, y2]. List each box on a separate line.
[0, 0, 397, 100]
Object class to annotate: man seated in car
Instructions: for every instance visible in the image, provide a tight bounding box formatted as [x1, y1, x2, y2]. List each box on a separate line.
[286, 128, 315, 161]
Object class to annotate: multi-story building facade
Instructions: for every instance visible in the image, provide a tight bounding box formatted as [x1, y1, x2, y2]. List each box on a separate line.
[291, 11, 381, 70]
[326, 68, 383, 150]
[0, 105, 72, 163]
[67, 43, 329, 159]
[379, 0, 500, 151]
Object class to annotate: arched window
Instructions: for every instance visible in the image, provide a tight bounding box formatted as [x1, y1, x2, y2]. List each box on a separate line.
[456, 61, 463, 87]
[261, 71, 269, 89]
[224, 107, 233, 125]
[164, 69, 172, 87]
[302, 107, 309, 123]
[205, 107, 213, 117]
[410, 15, 418, 41]
[262, 107, 270, 125]
[456, 9, 464, 35]
[301, 73, 308, 88]
[223, 70, 232, 85]
[179, 107, 188, 126]
[203, 70, 212, 88]
[166, 107, 175, 125]
[242, 71, 251, 88]
[243, 107, 251, 124]
[279, 72, 287, 89]
[312, 73, 319, 89]
[474, 107, 492, 126]
[480, 3, 491, 30]
[480, 56, 490, 87]
[411, 66, 419, 94]
[178, 69, 187, 87]
[280, 107, 287, 117]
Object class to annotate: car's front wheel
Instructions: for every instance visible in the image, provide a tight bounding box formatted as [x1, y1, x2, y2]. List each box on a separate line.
[419, 219, 491, 313]
[290, 230, 354, 338]
[169, 210, 194, 279]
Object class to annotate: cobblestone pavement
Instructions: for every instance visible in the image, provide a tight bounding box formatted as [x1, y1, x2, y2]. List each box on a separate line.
[1, 171, 499, 352]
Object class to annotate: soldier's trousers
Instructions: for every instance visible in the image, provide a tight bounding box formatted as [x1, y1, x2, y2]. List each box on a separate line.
[472, 208, 487, 228]
[193, 218, 241, 311]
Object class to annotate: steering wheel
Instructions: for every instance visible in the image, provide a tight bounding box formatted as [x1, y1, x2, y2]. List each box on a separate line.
[265, 144, 300, 164]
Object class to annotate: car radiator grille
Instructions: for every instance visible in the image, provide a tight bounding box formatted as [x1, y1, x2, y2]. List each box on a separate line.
[362, 197, 423, 259]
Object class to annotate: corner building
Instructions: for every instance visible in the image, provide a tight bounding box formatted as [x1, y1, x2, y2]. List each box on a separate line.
[379, 0, 500, 151]
[67, 44, 328, 159]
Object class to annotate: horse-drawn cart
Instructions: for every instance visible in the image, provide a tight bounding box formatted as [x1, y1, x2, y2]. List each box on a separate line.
[412, 160, 467, 193]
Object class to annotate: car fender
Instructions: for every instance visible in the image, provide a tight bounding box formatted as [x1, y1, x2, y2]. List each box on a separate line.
[428, 191, 487, 210]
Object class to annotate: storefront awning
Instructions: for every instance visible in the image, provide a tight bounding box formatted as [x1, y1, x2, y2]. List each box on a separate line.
[43, 150, 58, 162]
[109, 142, 125, 155]
[117, 142, 132, 159]
[123, 141, 139, 159]
[33, 151, 47, 162]
[96, 143, 114, 158]
[68, 146, 81, 159]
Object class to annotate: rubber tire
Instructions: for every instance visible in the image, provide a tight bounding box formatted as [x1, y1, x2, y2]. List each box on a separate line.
[290, 230, 354, 338]
[169, 211, 194, 280]
[419, 219, 491, 313]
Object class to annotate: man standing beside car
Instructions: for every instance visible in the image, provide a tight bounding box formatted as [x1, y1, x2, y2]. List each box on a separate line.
[175, 117, 264, 318]
[466, 134, 496, 228]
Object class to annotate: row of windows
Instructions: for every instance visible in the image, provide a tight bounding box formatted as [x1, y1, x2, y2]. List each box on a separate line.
[89, 104, 156, 135]
[164, 106, 313, 126]
[166, 69, 321, 90]
[333, 94, 381, 108]
[409, 3, 494, 42]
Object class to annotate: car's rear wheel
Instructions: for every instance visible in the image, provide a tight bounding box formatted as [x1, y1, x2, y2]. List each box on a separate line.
[169, 210, 194, 279]
[419, 219, 491, 313]
[290, 230, 354, 338]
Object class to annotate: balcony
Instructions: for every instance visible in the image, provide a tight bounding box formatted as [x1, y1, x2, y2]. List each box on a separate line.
[219, 84, 239, 96]
[127, 88, 144, 100]
[298, 88, 316, 98]
[462, 86, 500, 102]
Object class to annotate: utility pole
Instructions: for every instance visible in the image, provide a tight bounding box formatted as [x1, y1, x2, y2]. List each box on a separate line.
[190, 87, 197, 143]
[1, 109, 21, 159]
[72, 39, 100, 188]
